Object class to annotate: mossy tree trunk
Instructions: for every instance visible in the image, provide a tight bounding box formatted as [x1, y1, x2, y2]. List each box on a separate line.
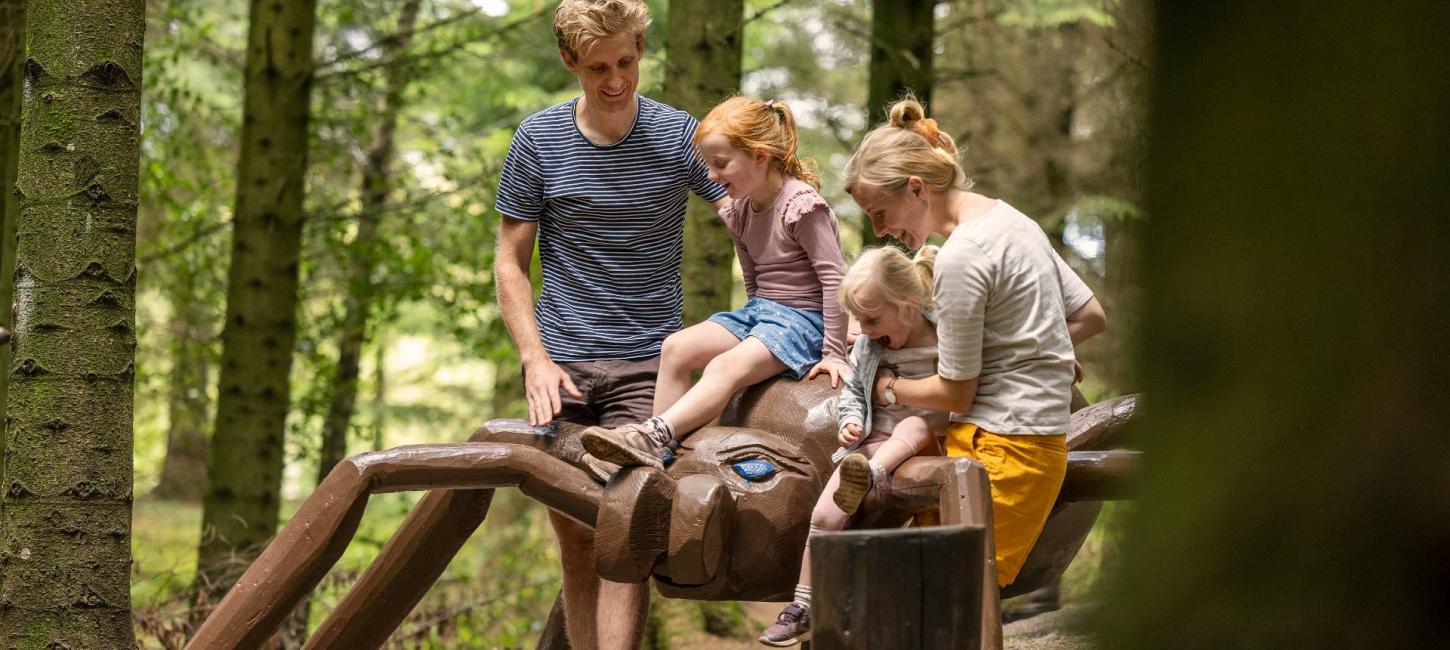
[1100, 1, 1450, 647]
[0, 0, 144, 646]
[150, 257, 210, 502]
[0, 0, 25, 486]
[664, 0, 742, 322]
[197, 0, 317, 599]
[864, 0, 935, 248]
[316, 0, 421, 484]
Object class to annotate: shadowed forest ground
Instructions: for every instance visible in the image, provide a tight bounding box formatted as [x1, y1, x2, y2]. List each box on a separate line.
[133, 497, 1123, 647]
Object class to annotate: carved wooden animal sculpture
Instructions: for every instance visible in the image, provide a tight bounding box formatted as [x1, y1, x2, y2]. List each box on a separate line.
[186, 377, 1137, 650]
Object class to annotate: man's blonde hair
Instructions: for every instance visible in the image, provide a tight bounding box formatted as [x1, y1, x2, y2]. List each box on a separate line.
[554, 0, 652, 59]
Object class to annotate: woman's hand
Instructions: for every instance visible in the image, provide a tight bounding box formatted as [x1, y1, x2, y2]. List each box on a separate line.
[838, 423, 864, 447]
[806, 359, 850, 388]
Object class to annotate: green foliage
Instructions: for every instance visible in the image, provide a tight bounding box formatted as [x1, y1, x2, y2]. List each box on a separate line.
[126, 0, 1152, 644]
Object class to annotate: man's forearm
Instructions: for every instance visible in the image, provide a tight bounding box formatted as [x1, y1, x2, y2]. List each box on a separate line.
[495, 262, 549, 364]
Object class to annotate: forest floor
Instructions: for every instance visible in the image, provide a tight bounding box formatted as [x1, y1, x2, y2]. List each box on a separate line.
[132, 496, 1120, 649]
[656, 601, 1096, 649]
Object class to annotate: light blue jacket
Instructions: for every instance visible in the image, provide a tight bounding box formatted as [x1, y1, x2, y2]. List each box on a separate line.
[831, 334, 886, 464]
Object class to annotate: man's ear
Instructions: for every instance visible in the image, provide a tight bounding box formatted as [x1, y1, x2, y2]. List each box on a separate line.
[560, 48, 577, 73]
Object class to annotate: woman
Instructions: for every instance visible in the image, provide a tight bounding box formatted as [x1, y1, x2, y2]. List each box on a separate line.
[840, 98, 1107, 590]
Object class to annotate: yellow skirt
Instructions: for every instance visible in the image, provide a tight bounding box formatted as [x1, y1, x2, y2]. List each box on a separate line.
[944, 423, 1067, 587]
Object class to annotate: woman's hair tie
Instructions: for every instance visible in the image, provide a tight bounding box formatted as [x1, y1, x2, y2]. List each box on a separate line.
[913, 117, 944, 149]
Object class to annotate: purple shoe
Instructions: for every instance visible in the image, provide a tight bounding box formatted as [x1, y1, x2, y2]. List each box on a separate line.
[759, 603, 811, 646]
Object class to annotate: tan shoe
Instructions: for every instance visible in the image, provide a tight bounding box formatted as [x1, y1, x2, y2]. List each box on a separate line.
[579, 452, 621, 484]
[832, 453, 873, 515]
[581, 423, 666, 469]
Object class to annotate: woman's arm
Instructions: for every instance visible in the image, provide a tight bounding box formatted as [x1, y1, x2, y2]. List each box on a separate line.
[1066, 296, 1107, 346]
[873, 372, 979, 414]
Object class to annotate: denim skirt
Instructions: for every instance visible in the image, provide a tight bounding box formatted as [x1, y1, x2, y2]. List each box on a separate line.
[707, 296, 825, 379]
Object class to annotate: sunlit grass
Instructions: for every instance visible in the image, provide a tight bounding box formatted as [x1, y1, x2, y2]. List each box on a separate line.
[132, 489, 561, 648]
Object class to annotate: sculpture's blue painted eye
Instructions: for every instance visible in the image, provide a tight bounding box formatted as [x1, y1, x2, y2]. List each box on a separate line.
[731, 459, 778, 482]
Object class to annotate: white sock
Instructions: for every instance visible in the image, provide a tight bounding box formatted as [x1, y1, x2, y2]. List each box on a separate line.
[644, 416, 674, 445]
[868, 459, 886, 487]
[792, 584, 812, 611]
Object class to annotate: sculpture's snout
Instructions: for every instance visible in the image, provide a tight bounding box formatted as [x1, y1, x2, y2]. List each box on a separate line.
[591, 467, 738, 586]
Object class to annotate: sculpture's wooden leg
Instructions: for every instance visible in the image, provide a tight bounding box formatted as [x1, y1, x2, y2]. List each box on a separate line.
[186, 443, 601, 650]
[187, 463, 372, 649]
[937, 459, 1001, 650]
[304, 487, 495, 649]
[535, 589, 573, 650]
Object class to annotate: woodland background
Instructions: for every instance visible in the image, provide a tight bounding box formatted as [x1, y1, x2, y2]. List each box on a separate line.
[1, 0, 1155, 647]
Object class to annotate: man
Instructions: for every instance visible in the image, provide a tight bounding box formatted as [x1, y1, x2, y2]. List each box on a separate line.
[492, 1, 727, 647]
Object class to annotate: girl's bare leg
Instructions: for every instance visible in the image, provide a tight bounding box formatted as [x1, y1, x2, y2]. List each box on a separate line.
[654, 321, 742, 415]
[657, 336, 785, 436]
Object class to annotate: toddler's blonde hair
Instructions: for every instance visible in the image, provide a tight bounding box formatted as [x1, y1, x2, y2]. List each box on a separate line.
[839, 245, 939, 317]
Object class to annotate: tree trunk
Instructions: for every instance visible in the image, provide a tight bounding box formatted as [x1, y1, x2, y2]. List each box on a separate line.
[316, 0, 421, 484]
[197, 0, 317, 599]
[371, 331, 385, 450]
[864, 0, 935, 247]
[664, 0, 743, 322]
[0, 0, 24, 487]
[1100, 1, 1450, 647]
[150, 262, 211, 502]
[0, 1, 144, 646]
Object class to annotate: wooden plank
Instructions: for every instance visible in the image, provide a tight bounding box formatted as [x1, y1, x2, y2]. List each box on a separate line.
[811, 525, 985, 649]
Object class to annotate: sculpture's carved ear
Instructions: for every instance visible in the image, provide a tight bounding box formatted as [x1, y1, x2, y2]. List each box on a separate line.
[667, 474, 736, 585]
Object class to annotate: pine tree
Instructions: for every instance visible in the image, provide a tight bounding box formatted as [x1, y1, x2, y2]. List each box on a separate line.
[0, 0, 144, 645]
[664, 0, 744, 322]
[197, 0, 318, 598]
[317, 0, 422, 483]
[864, 0, 935, 247]
[0, 0, 24, 484]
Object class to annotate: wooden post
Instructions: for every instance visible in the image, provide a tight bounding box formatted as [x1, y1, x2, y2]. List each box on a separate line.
[935, 458, 1001, 650]
[810, 525, 986, 650]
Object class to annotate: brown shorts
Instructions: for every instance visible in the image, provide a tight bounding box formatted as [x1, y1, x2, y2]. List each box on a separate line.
[527, 356, 659, 428]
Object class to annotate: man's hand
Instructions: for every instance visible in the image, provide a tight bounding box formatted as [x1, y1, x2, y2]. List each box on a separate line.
[838, 423, 864, 447]
[1073, 360, 1084, 385]
[806, 359, 850, 388]
[523, 356, 582, 426]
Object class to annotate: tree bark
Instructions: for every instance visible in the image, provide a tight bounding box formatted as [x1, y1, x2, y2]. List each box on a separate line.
[0, 0, 24, 487]
[1100, 1, 1450, 647]
[864, 0, 935, 247]
[197, 0, 318, 598]
[150, 261, 211, 502]
[370, 330, 385, 450]
[663, 0, 743, 322]
[316, 0, 421, 485]
[0, 0, 144, 646]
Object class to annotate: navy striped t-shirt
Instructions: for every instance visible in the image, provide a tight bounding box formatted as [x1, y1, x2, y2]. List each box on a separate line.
[495, 95, 728, 361]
